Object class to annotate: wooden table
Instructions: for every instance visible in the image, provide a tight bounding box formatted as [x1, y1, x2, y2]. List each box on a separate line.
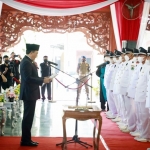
[61, 105, 102, 150]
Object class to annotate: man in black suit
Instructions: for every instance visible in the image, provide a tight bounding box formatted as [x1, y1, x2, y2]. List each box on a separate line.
[20, 44, 52, 146]
[40, 56, 51, 101]
[0, 54, 3, 92]
[9, 52, 22, 86]
[1, 55, 13, 90]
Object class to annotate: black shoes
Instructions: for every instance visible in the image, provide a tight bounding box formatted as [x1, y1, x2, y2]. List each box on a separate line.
[31, 140, 39, 144]
[41, 98, 45, 102]
[101, 109, 106, 112]
[20, 141, 39, 146]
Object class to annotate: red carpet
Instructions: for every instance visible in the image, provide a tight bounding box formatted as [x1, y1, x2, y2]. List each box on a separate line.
[0, 137, 105, 150]
[100, 112, 150, 150]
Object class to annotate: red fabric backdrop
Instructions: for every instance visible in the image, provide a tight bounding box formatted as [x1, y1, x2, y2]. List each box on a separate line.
[15, 0, 106, 9]
[115, 0, 144, 41]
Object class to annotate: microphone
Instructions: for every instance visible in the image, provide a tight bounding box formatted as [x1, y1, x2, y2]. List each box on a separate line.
[48, 61, 58, 66]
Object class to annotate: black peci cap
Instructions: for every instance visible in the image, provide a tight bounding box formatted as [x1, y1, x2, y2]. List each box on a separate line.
[125, 48, 133, 54]
[114, 49, 123, 57]
[147, 47, 150, 56]
[139, 47, 147, 55]
[109, 52, 115, 58]
[26, 44, 40, 54]
[122, 48, 126, 54]
[133, 48, 139, 55]
[104, 50, 110, 57]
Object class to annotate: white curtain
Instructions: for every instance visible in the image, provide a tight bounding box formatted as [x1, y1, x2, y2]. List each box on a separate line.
[136, 2, 150, 48]
[110, 4, 122, 51]
[0, 0, 118, 16]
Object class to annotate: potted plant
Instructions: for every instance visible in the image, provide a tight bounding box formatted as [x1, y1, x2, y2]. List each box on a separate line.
[0, 94, 5, 106]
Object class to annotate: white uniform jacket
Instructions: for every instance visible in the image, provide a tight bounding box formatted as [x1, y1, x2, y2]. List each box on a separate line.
[113, 61, 127, 95]
[135, 64, 150, 102]
[104, 63, 115, 90]
[104, 63, 111, 89]
[146, 73, 150, 108]
[145, 64, 150, 107]
[118, 60, 135, 95]
[127, 63, 143, 98]
[109, 62, 120, 91]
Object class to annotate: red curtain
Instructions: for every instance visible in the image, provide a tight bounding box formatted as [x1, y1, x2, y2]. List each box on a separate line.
[115, 0, 144, 41]
[14, 0, 106, 9]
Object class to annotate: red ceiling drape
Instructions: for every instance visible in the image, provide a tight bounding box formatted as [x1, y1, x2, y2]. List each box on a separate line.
[115, 0, 144, 41]
[14, 0, 106, 8]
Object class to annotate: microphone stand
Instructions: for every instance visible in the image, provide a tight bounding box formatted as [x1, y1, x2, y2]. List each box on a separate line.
[56, 71, 95, 148]
[47, 63, 55, 103]
[9, 65, 14, 87]
[49, 64, 94, 88]
[88, 73, 96, 103]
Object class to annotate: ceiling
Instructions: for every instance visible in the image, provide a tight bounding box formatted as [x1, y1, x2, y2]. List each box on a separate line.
[2, 3, 110, 13]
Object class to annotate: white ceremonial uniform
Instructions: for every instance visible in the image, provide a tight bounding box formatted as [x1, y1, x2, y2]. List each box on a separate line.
[118, 60, 136, 131]
[146, 71, 150, 140]
[113, 61, 127, 123]
[108, 62, 121, 116]
[104, 62, 117, 117]
[118, 60, 135, 95]
[135, 63, 150, 139]
[113, 61, 127, 95]
[104, 63, 111, 88]
[127, 63, 142, 98]
[146, 73, 150, 108]
[127, 63, 143, 132]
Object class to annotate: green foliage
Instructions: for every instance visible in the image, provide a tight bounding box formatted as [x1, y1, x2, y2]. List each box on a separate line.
[0, 94, 5, 102]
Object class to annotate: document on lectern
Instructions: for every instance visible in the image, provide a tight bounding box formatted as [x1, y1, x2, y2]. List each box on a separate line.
[42, 73, 58, 86]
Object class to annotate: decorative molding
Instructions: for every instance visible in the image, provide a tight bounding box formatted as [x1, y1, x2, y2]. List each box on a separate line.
[0, 11, 111, 54]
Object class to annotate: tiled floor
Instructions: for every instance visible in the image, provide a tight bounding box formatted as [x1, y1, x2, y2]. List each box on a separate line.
[3, 87, 101, 138]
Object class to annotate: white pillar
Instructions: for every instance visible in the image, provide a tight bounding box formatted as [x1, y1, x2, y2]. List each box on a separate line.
[110, 4, 122, 50]
[136, 2, 150, 48]
[122, 40, 127, 48]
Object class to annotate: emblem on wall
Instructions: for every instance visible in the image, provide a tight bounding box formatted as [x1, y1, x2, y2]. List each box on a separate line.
[122, 0, 143, 20]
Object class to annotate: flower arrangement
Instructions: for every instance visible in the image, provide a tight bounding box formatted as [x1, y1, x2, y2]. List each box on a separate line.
[0, 94, 5, 102]
[7, 92, 16, 102]
[14, 84, 20, 95]
[14, 84, 20, 100]
[6, 86, 17, 102]
[8, 93, 16, 98]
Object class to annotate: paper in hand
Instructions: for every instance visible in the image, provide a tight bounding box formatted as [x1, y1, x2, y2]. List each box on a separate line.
[42, 73, 58, 86]
[49, 73, 58, 79]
